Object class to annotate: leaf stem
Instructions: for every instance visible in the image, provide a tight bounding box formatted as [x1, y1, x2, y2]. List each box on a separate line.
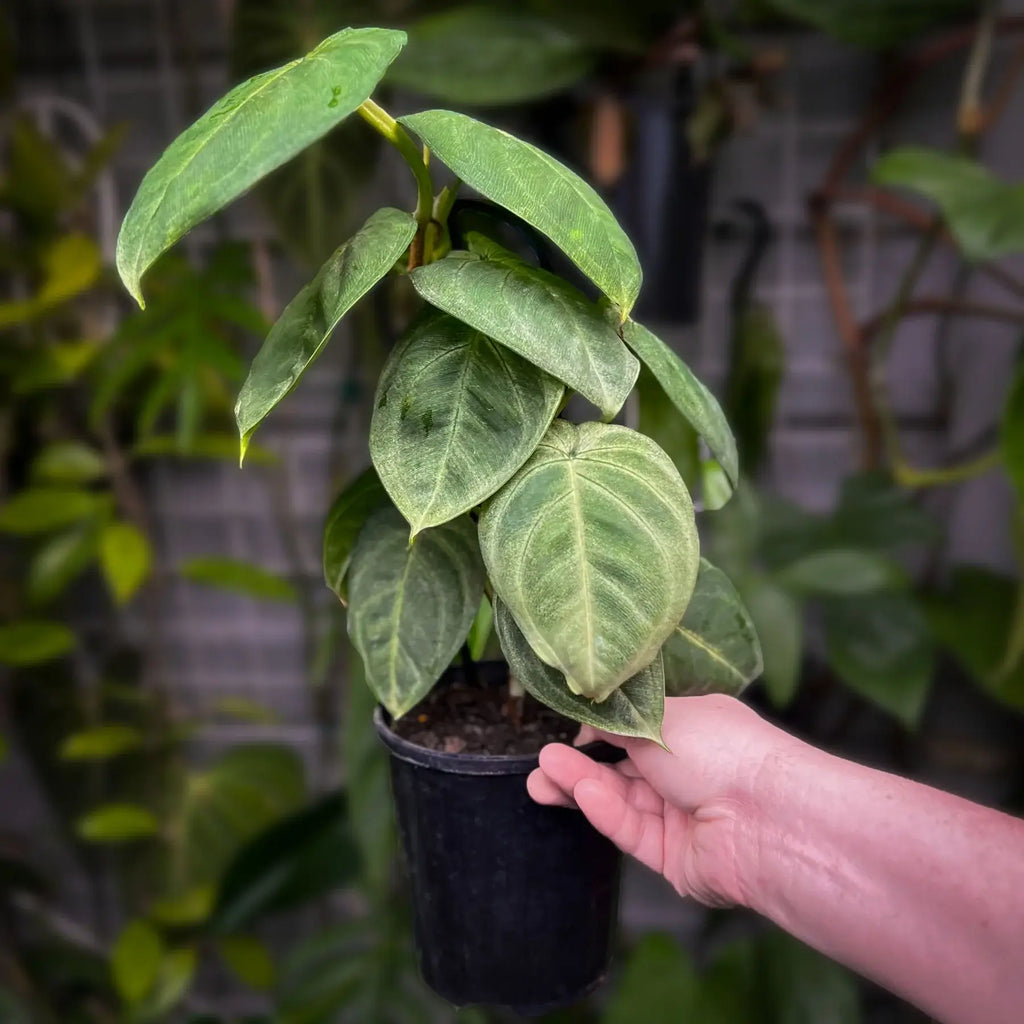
[893, 447, 1001, 488]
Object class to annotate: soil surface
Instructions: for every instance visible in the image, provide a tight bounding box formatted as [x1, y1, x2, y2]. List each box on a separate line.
[393, 679, 577, 755]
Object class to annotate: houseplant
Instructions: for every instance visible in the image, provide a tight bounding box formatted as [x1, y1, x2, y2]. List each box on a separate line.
[114, 25, 762, 1011]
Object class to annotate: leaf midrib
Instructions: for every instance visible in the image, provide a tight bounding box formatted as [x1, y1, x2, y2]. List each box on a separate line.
[672, 624, 745, 687]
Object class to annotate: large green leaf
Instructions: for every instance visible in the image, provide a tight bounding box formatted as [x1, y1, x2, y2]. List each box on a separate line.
[765, 0, 974, 48]
[1002, 363, 1024, 502]
[622, 319, 739, 492]
[480, 420, 698, 701]
[822, 593, 934, 728]
[116, 27, 406, 305]
[873, 147, 1024, 263]
[662, 559, 762, 697]
[742, 576, 802, 708]
[494, 598, 664, 740]
[370, 309, 563, 534]
[323, 466, 390, 604]
[401, 109, 642, 315]
[387, 7, 592, 105]
[0, 620, 75, 665]
[347, 506, 486, 717]
[235, 207, 416, 455]
[411, 247, 637, 419]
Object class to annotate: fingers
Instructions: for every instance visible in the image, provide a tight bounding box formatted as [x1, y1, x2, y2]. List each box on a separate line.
[573, 778, 665, 876]
[533, 744, 664, 815]
[526, 767, 575, 807]
[574, 724, 629, 748]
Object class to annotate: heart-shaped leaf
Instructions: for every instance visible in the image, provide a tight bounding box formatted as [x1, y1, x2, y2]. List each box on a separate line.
[347, 506, 486, 716]
[371, 309, 564, 534]
[411, 248, 637, 420]
[323, 466, 390, 604]
[662, 559, 762, 697]
[401, 109, 641, 315]
[236, 207, 416, 455]
[116, 27, 406, 306]
[622, 319, 738, 492]
[480, 420, 698, 701]
[494, 598, 664, 740]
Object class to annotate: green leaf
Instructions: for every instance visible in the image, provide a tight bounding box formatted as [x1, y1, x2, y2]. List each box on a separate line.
[0, 487, 104, 535]
[116, 27, 406, 306]
[636, 364, 700, 489]
[348, 506, 486, 717]
[149, 887, 215, 927]
[765, 0, 974, 48]
[411, 247, 636, 420]
[211, 793, 359, 934]
[180, 557, 296, 602]
[823, 593, 934, 728]
[207, 696, 281, 725]
[743, 576, 802, 708]
[235, 207, 416, 454]
[143, 947, 198, 1018]
[323, 467, 390, 605]
[133, 431, 278, 465]
[662, 559, 762, 697]
[604, 934, 699, 1024]
[59, 723, 144, 761]
[759, 930, 861, 1024]
[371, 308, 564, 533]
[100, 521, 153, 605]
[873, 147, 1024, 263]
[0, 620, 75, 665]
[217, 935, 276, 991]
[1002, 363, 1024, 502]
[77, 803, 160, 843]
[831, 472, 938, 550]
[480, 420, 698, 701]
[494, 598, 664, 740]
[31, 441, 107, 483]
[401, 109, 641, 315]
[27, 523, 101, 606]
[112, 919, 164, 1006]
[622, 319, 738, 491]
[467, 594, 494, 661]
[387, 7, 592, 105]
[775, 549, 905, 596]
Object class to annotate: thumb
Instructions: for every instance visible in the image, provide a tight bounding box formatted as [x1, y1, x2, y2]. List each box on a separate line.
[574, 724, 631, 748]
[573, 778, 665, 877]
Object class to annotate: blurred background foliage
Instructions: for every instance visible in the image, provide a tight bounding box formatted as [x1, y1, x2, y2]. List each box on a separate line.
[3, 0, 1023, 1021]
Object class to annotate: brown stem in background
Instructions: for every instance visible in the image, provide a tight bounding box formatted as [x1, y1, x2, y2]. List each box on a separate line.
[859, 297, 1024, 341]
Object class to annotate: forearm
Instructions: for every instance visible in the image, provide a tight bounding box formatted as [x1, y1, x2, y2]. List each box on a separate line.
[735, 736, 1024, 1024]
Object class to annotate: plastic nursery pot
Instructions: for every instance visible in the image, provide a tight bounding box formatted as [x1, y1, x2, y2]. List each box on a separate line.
[374, 662, 624, 1015]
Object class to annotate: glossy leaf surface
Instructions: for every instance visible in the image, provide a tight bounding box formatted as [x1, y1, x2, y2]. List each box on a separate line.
[235, 208, 416, 454]
[347, 506, 485, 716]
[117, 27, 406, 305]
[411, 248, 637, 419]
[401, 109, 641, 314]
[371, 309, 563, 533]
[480, 420, 698, 701]
[494, 598, 664, 740]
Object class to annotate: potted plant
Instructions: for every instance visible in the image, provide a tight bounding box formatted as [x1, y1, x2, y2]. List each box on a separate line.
[114, 25, 762, 1012]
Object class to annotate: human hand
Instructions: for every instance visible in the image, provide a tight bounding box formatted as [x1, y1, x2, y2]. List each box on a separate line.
[527, 695, 795, 907]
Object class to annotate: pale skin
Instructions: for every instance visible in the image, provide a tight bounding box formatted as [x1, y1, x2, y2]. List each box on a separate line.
[527, 695, 1024, 1024]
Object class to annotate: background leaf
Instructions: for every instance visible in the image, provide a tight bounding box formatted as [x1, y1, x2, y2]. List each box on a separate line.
[775, 550, 905, 596]
[1002, 362, 1024, 502]
[217, 935, 276, 991]
[100, 521, 153, 605]
[59, 724, 144, 761]
[0, 620, 75, 665]
[603, 934, 699, 1024]
[742, 577, 803, 708]
[0, 488, 104, 535]
[112, 919, 164, 1006]
[180, 557, 296, 602]
[323, 466, 390, 603]
[31, 441, 107, 484]
[77, 803, 160, 843]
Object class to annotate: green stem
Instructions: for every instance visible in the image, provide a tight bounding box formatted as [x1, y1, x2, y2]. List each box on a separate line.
[893, 447, 1001, 488]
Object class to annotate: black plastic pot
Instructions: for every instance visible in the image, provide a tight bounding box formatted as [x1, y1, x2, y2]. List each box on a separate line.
[374, 664, 623, 1015]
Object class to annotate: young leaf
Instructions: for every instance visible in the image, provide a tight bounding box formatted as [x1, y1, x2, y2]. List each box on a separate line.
[872, 147, 1024, 263]
[467, 594, 494, 661]
[480, 421, 699, 701]
[347, 506, 486, 717]
[386, 7, 592, 105]
[0, 621, 75, 666]
[235, 208, 416, 455]
[112, 920, 164, 1006]
[370, 309, 564, 533]
[180, 557, 296, 602]
[0, 488, 105, 535]
[742, 576, 803, 708]
[400, 109, 642, 315]
[494, 598, 664, 741]
[59, 724, 144, 761]
[31, 441, 107, 484]
[323, 467, 390, 604]
[100, 521, 153, 606]
[77, 804, 160, 842]
[116, 27, 407, 306]
[621, 319, 738, 492]
[411, 249, 637, 420]
[662, 559, 762, 697]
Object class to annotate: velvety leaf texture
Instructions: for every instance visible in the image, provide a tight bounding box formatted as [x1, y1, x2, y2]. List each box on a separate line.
[116, 27, 406, 305]
[322, 466, 389, 604]
[411, 248, 637, 420]
[494, 598, 664, 740]
[400, 109, 641, 315]
[480, 420, 699, 701]
[236, 207, 416, 453]
[663, 559, 762, 697]
[370, 309, 564, 534]
[347, 506, 485, 716]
